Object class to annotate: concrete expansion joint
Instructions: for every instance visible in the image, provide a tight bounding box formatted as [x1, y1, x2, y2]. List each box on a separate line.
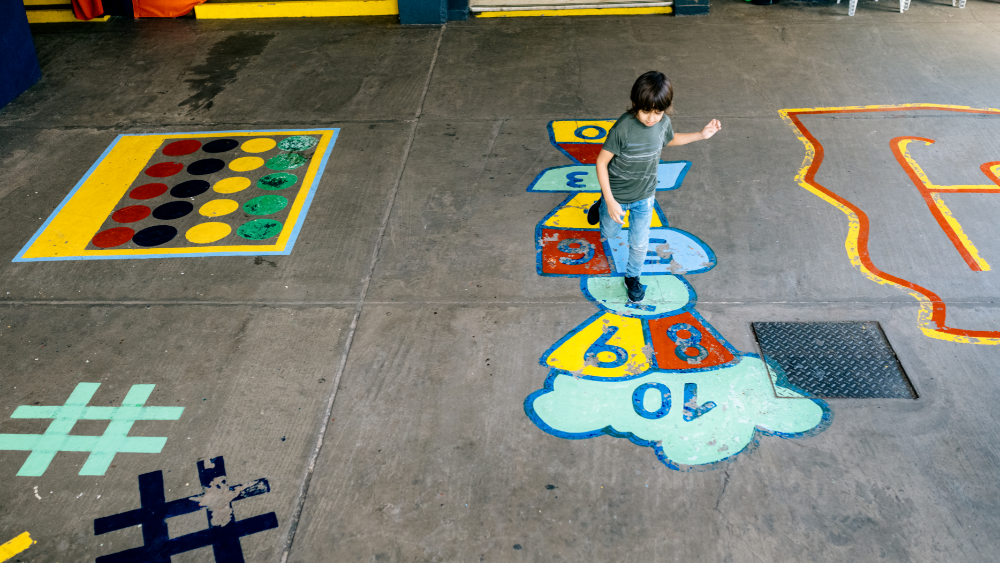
[277, 24, 446, 563]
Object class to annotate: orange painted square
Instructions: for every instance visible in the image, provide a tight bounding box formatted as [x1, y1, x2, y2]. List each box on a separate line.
[648, 312, 735, 370]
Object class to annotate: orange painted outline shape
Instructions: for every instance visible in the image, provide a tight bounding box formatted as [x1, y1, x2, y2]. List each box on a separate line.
[891, 136, 1000, 272]
[780, 104, 1000, 345]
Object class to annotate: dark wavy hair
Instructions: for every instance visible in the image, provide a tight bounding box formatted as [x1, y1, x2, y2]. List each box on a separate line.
[627, 71, 674, 117]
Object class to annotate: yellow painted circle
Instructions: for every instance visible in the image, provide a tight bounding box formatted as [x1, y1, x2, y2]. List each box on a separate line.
[229, 156, 264, 172]
[241, 138, 277, 153]
[597, 351, 618, 363]
[185, 222, 232, 244]
[199, 199, 239, 217]
[213, 176, 251, 194]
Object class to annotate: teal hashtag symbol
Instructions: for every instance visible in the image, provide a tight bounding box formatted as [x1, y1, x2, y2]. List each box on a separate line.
[0, 382, 184, 477]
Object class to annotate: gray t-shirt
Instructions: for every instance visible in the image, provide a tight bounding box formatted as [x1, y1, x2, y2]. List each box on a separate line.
[602, 112, 674, 203]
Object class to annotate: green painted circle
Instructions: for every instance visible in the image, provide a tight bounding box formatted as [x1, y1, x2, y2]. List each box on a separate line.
[244, 195, 288, 216]
[237, 219, 283, 241]
[265, 153, 307, 171]
[584, 275, 692, 318]
[257, 172, 298, 191]
[278, 136, 318, 151]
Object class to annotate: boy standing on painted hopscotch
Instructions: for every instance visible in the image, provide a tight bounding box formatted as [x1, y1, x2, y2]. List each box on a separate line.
[587, 71, 721, 303]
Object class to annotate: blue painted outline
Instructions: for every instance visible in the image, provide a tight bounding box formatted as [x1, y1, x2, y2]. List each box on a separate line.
[13, 134, 125, 262]
[547, 120, 588, 164]
[659, 160, 692, 191]
[602, 226, 717, 277]
[579, 274, 697, 319]
[13, 128, 339, 262]
[526, 161, 691, 193]
[523, 361, 834, 472]
[535, 222, 613, 278]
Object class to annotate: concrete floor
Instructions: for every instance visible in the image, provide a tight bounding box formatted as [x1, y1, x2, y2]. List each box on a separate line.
[3, 1, 1000, 561]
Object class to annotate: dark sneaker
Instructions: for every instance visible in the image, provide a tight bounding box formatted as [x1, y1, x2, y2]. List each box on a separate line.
[624, 276, 645, 302]
[587, 200, 601, 225]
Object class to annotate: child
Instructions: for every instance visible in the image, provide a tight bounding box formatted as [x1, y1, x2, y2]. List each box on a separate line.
[587, 71, 721, 302]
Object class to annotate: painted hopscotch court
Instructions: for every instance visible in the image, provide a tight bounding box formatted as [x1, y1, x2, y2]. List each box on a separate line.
[15, 129, 339, 262]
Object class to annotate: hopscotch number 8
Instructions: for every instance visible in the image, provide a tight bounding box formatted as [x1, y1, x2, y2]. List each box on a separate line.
[558, 239, 595, 265]
[666, 323, 709, 364]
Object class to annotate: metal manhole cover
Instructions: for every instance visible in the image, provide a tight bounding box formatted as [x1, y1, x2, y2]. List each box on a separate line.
[751, 322, 916, 399]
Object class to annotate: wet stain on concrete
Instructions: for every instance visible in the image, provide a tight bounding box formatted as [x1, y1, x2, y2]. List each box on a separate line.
[178, 32, 276, 113]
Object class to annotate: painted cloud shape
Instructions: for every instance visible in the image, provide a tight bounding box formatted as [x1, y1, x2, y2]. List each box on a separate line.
[526, 356, 830, 469]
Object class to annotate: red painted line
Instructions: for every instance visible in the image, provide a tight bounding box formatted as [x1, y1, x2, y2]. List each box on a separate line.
[786, 107, 1000, 339]
[889, 136, 982, 272]
[981, 161, 1000, 187]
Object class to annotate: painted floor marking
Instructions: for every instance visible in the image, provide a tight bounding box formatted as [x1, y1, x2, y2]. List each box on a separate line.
[780, 103, 1000, 345]
[892, 136, 1000, 272]
[15, 129, 338, 262]
[0, 532, 34, 562]
[524, 119, 832, 471]
[95, 456, 277, 563]
[0, 383, 184, 476]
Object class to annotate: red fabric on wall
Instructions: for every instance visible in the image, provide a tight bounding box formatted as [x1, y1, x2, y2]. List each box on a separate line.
[132, 0, 206, 17]
[71, 0, 104, 20]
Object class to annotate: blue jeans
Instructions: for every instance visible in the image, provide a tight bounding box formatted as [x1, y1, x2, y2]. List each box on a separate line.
[600, 196, 654, 278]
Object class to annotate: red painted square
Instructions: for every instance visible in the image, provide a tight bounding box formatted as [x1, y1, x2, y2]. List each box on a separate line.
[539, 228, 611, 276]
[648, 312, 735, 370]
[558, 143, 604, 165]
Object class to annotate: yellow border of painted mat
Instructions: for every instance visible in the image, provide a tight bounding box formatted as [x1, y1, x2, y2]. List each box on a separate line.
[0, 532, 34, 562]
[15, 129, 339, 262]
[194, 0, 398, 19]
[476, 6, 670, 16]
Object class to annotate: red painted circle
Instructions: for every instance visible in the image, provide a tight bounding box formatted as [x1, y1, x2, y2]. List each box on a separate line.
[92, 227, 135, 248]
[162, 139, 202, 156]
[111, 205, 151, 224]
[129, 183, 168, 200]
[145, 162, 184, 178]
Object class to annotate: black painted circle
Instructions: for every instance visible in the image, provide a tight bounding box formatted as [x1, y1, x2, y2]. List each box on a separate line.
[152, 201, 194, 220]
[132, 225, 177, 247]
[170, 180, 210, 198]
[187, 158, 225, 176]
[202, 139, 239, 153]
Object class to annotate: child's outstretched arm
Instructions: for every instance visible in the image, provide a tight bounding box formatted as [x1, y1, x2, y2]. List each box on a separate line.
[596, 148, 626, 224]
[667, 119, 722, 146]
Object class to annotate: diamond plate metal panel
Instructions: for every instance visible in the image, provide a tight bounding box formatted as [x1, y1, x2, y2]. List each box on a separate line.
[752, 322, 916, 399]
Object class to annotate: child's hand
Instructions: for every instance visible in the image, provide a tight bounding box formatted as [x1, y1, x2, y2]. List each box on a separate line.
[701, 119, 722, 139]
[607, 200, 626, 225]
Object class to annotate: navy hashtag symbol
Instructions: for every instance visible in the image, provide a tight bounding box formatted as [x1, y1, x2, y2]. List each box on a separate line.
[94, 456, 278, 563]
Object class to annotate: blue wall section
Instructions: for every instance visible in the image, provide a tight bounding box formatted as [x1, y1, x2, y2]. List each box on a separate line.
[0, 3, 42, 110]
[398, 0, 447, 24]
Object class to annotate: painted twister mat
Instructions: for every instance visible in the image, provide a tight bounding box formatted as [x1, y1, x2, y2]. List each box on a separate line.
[524, 120, 832, 471]
[15, 129, 339, 261]
[781, 104, 1000, 345]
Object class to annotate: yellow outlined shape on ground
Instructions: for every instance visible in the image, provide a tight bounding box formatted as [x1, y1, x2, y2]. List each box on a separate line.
[780, 103, 1000, 345]
[893, 137, 1000, 272]
[15, 129, 338, 262]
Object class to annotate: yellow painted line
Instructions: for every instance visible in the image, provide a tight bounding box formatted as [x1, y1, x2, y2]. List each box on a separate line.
[0, 532, 34, 562]
[780, 103, 1000, 346]
[24, 0, 72, 5]
[195, 0, 398, 19]
[930, 193, 991, 271]
[476, 6, 670, 16]
[27, 9, 110, 22]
